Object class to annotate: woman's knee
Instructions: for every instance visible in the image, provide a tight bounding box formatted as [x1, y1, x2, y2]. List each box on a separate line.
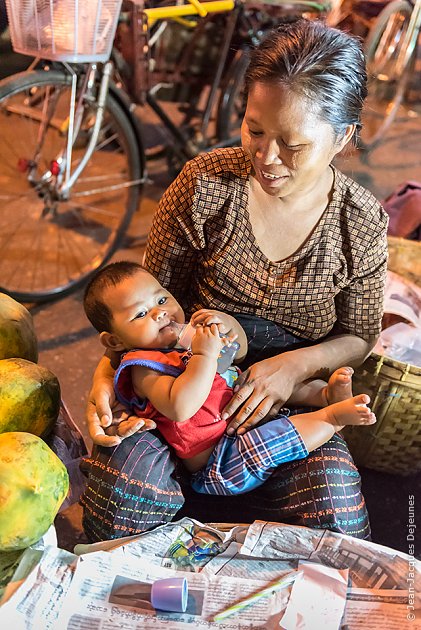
[80, 431, 185, 542]
[241, 433, 370, 539]
[282, 434, 370, 538]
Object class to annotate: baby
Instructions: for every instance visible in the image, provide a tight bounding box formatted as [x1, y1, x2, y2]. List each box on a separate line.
[83, 261, 375, 495]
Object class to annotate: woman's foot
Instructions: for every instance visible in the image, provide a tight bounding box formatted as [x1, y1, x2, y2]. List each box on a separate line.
[323, 367, 354, 405]
[322, 394, 376, 432]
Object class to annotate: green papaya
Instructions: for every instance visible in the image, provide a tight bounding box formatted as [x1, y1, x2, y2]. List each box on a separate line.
[0, 293, 38, 363]
[0, 358, 60, 437]
[0, 432, 69, 551]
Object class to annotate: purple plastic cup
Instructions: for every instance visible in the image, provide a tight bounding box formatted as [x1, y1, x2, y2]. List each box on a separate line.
[151, 577, 188, 612]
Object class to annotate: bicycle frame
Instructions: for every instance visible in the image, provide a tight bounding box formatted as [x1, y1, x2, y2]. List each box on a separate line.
[5, 0, 237, 201]
[122, 0, 318, 160]
[61, 62, 113, 197]
[140, 4, 241, 157]
[394, 0, 421, 75]
[144, 0, 234, 22]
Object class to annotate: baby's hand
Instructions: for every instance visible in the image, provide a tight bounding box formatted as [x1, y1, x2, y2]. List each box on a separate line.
[191, 309, 232, 336]
[191, 323, 223, 359]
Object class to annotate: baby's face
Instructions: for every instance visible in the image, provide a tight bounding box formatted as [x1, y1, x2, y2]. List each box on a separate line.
[104, 270, 185, 350]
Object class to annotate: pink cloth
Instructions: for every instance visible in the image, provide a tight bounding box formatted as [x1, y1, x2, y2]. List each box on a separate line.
[383, 181, 421, 239]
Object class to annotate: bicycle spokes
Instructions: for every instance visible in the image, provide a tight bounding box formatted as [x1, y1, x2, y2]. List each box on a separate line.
[0, 70, 142, 300]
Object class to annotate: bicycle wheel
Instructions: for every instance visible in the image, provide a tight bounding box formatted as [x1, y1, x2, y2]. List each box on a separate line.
[216, 48, 249, 144]
[359, 0, 414, 150]
[0, 69, 143, 302]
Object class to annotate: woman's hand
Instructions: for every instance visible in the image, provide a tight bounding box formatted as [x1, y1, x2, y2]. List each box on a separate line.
[222, 355, 299, 435]
[87, 378, 156, 447]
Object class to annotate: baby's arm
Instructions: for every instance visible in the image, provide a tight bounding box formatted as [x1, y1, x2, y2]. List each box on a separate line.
[132, 324, 223, 423]
[190, 309, 248, 361]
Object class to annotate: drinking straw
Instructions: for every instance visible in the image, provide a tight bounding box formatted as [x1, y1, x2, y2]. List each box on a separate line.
[213, 570, 303, 622]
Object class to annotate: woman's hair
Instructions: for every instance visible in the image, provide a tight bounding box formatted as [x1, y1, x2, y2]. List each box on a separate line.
[244, 20, 367, 143]
[84, 260, 146, 333]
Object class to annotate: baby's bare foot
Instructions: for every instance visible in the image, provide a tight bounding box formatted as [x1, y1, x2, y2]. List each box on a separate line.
[324, 367, 354, 405]
[324, 394, 376, 431]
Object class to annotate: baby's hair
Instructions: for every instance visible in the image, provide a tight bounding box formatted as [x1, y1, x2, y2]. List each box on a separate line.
[84, 261, 148, 333]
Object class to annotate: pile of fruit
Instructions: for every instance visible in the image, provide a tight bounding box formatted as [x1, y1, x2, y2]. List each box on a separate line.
[0, 294, 69, 551]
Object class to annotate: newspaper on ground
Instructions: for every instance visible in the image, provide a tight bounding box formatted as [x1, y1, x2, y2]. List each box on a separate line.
[0, 518, 419, 629]
[241, 521, 421, 629]
[75, 518, 247, 572]
[56, 547, 290, 629]
[0, 545, 77, 629]
[0, 524, 58, 602]
[280, 562, 349, 630]
[343, 588, 418, 629]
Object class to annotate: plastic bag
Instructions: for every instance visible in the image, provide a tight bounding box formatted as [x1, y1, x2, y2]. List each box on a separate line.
[375, 322, 421, 367]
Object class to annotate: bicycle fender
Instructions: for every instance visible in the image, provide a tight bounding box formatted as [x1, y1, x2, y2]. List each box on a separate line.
[109, 81, 147, 176]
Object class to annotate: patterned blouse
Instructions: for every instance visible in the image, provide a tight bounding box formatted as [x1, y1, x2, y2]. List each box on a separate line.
[144, 147, 388, 342]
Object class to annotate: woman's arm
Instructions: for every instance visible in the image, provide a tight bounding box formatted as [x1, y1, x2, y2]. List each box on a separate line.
[87, 353, 154, 446]
[144, 160, 198, 306]
[222, 332, 374, 435]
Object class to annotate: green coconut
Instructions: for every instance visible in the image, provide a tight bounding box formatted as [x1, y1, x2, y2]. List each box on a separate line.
[0, 432, 69, 551]
[0, 358, 60, 437]
[0, 293, 38, 363]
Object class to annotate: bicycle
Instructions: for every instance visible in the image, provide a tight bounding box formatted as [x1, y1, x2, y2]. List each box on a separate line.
[0, 0, 327, 302]
[325, 0, 380, 37]
[358, 0, 421, 150]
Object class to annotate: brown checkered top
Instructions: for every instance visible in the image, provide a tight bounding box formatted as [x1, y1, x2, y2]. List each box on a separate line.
[145, 147, 388, 342]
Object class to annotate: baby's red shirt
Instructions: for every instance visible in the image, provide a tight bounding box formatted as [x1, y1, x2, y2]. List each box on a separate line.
[114, 348, 232, 458]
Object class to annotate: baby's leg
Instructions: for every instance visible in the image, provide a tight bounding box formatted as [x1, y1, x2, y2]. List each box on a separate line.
[287, 367, 353, 408]
[191, 414, 308, 495]
[288, 394, 375, 453]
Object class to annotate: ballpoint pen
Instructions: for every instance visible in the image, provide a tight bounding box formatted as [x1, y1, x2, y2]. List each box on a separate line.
[213, 570, 303, 623]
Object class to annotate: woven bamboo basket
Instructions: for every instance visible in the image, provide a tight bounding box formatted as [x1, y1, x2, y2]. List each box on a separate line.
[343, 236, 421, 476]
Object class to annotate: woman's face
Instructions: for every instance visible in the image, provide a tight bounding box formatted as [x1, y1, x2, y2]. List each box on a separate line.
[241, 82, 353, 198]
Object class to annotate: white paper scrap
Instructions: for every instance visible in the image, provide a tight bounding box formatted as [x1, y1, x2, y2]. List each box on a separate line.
[280, 561, 348, 630]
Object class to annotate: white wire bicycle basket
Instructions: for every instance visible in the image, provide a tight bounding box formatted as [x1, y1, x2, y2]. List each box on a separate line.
[5, 0, 123, 62]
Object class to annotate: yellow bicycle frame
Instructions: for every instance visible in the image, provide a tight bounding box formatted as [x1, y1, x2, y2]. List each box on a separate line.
[143, 0, 235, 26]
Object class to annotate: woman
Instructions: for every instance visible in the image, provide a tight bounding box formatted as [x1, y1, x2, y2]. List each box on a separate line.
[82, 20, 388, 543]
